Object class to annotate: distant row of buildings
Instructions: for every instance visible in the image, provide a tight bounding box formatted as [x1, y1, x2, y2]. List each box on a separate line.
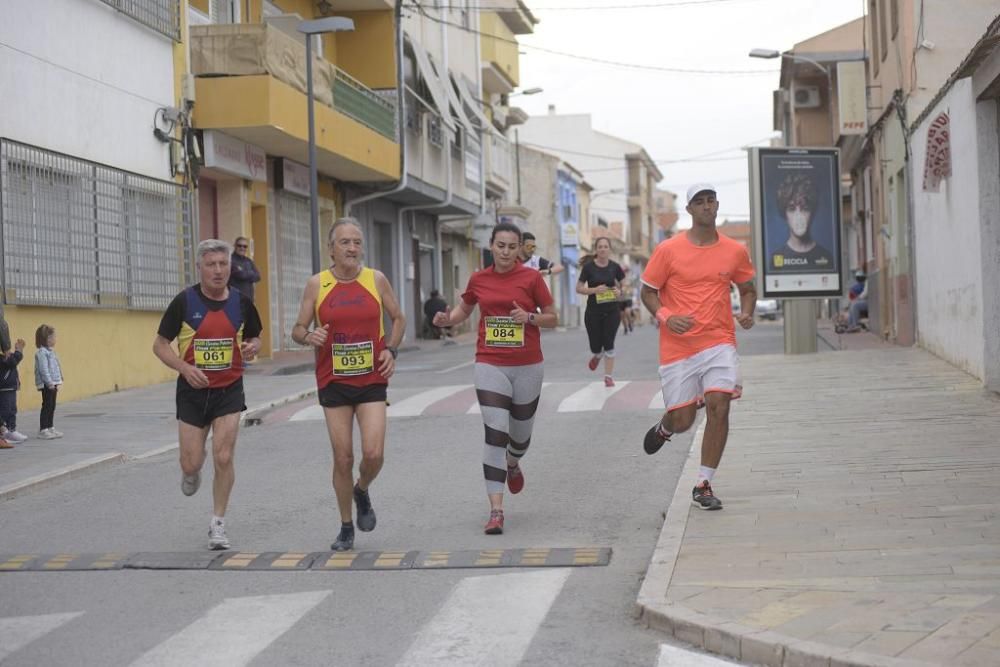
[766, 1, 1000, 392]
[1, 0, 676, 407]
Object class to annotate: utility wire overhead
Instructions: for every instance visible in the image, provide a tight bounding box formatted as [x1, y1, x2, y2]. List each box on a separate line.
[405, 0, 757, 11]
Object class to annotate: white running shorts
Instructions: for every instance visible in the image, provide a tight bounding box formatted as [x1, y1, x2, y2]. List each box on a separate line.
[658, 343, 741, 412]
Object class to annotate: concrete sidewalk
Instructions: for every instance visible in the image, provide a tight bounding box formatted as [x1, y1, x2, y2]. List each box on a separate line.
[637, 346, 1000, 666]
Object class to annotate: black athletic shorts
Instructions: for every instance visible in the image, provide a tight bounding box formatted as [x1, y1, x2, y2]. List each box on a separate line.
[176, 377, 246, 428]
[318, 382, 387, 408]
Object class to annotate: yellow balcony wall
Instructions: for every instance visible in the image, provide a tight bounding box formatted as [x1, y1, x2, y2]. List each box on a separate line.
[195, 75, 399, 181]
[335, 11, 396, 90]
[480, 12, 519, 91]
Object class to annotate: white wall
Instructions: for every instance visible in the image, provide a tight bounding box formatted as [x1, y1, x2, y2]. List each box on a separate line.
[0, 0, 175, 179]
[910, 78, 984, 379]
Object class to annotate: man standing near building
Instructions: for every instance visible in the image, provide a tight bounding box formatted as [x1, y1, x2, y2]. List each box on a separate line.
[229, 237, 261, 301]
[153, 239, 263, 550]
[519, 232, 565, 277]
[639, 184, 756, 511]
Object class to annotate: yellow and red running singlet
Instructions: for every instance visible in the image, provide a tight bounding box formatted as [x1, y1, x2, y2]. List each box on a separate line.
[314, 267, 387, 389]
[176, 287, 247, 388]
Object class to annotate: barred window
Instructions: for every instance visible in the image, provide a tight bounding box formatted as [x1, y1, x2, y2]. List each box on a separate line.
[96, 0, 182, 41]
[0, 139, 193, 311]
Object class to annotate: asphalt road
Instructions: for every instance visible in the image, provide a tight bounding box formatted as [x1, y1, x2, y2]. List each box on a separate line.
[0, 320, 782, 666]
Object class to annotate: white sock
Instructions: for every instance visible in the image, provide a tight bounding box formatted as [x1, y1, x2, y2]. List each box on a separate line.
[592, 352, 604, 360]
[697, 466, 716, 484]
[212, 515, 225, 525]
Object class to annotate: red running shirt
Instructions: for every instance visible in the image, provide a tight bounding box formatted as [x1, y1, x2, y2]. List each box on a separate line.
[314, 268, 387, 389]
[462, 264, 554, 366]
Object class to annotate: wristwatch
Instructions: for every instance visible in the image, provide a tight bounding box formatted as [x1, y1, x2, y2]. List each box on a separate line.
[529, 313, 536, 324]
[386, 346, 398, 359]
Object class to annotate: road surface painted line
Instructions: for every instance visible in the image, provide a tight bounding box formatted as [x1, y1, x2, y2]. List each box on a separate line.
[396, 569, 571, 667]
[0, 612, 83, 661]
[648, 390, 665, 411]
[435, 360, 475, 374]
[387, 385, 469, 417]
[657, 643, 740, 666]
[558, 381, 630, 413]
[289, 404, 325, 422]
[467, 382, 552, 415]
[129, 590, 330, 667]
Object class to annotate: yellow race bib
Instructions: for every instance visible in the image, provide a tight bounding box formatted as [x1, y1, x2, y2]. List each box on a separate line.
[193, 338, 234, 370]
[333, 341, 375, 376]
[595, 289, 617, 304]
[484, 316, 524, 347]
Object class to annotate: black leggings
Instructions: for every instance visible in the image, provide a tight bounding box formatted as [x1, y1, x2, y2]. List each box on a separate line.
[585, 307, 621, 355]
[39, 387, 57, 430]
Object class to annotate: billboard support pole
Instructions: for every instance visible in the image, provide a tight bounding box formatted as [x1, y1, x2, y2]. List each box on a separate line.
[783, 299, 818, 354]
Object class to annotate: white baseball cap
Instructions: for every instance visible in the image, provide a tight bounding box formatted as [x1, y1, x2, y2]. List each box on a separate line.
[686, 183, 717, 204]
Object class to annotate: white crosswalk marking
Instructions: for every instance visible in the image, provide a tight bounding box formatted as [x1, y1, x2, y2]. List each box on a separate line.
[387, 385, 468, 417]
[466, 382, 552, 415]
[657, 644, 740, 665]
[557, 380, 629, 412]
[396, 569, 571, 667]
[648, 389, 664, 411]
[0, 612, 82, 661]
[129, 590, 330, 667]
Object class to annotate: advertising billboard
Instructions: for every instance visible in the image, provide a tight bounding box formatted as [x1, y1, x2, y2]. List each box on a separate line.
[750, 147, 844, 299]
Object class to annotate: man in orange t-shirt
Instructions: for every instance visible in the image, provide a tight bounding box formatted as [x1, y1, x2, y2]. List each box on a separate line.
[639, 183, 757, 511]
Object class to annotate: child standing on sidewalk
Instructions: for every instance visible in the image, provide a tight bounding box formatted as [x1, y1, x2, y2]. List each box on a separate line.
[0, 335, 28, 445]
[34, 324, 63, 440]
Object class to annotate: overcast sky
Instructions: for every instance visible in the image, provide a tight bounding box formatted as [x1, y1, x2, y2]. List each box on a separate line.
[513, 0, 865, 228]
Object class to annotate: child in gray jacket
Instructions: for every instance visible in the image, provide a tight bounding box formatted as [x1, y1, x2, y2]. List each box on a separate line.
[34, 324, 63, 439]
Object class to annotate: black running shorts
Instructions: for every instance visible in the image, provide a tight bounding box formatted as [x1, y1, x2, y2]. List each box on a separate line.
[176, 377, 246, 428]
[318, 382, 387, 408]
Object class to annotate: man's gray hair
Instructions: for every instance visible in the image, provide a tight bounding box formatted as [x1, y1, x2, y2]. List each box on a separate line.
[328, 216, 363, 242]
[197, 239, 233, 262]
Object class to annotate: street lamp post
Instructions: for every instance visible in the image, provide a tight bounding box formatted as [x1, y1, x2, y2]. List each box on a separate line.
[298, 17, 355, 273]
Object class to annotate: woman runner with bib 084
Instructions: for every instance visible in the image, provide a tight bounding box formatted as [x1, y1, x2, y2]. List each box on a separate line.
[292, 218, 405, 552]
[433, 222, 558, 535]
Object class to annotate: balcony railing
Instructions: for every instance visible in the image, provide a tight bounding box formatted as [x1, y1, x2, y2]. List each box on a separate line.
[191, 24, 397, 141]
[98, 0, 181, 41]
[485, 132, 512, 189]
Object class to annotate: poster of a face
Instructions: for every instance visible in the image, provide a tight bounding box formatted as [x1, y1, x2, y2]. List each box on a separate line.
[755, 148, 842, 298]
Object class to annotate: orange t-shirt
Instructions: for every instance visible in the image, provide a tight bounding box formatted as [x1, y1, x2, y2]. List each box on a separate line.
[641, 232, 755, 365]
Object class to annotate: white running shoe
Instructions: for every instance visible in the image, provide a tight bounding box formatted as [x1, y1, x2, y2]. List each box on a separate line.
[38, 429, 59, 440]
[181, 471, 201, 496]
[49, 429, 64, 438]
[5, 430, 27, 443]
[208, 519, 231, 550]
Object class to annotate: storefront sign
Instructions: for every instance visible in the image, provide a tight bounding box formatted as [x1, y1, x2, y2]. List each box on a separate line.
[202, 131, 266, 182]
[836, 61, 867, 136]
[275, 158, 310, 197]
[922, 112, 951, 192]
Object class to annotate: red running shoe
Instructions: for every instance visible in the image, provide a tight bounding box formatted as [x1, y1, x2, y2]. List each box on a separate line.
[507, 464, 524, 494]
[484, 509, 504, 534]
[587, 356, 600, 371]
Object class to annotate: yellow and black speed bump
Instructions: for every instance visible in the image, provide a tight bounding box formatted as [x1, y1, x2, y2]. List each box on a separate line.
[211, 551, 318, 571]
[0, 547, 611, 572]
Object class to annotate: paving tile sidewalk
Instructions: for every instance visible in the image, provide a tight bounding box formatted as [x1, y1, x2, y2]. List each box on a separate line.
[638, 346, 1000, 667]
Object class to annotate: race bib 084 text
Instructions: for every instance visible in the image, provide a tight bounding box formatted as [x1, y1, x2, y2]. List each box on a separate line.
[484, 316, 524, 347]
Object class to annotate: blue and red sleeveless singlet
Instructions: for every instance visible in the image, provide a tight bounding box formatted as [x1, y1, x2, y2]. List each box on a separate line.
[314, 267, 387, 389]
[176, 287, 246, 388]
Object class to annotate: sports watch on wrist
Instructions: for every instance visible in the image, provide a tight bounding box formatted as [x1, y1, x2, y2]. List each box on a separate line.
[386, 346, 398, 359]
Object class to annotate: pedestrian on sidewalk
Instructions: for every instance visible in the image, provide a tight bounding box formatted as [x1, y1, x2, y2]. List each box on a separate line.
[228, 236, 261, 302]
[640, 184, 756, 511]
[0, 335, 28, 446]
[433, 222, 559, 535]
[34, 325, 64, 441]
[291, 218, 405, 552]
[153, 239, 263, 551]
[577, 237, 625, 386]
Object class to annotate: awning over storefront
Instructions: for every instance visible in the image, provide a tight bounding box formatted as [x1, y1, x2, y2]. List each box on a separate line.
[454, 74, 496, 135]
[406, 33, 456, 132]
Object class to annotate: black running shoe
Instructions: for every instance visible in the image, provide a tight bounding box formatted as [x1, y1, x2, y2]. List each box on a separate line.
[331, 523, 355, 551]
[692, 482, 723, 510]
[643, 422, 671, 455]
[354, 484, 376, 532]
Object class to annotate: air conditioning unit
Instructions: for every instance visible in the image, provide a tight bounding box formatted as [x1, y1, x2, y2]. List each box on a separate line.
[794, 86, 821, 109]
